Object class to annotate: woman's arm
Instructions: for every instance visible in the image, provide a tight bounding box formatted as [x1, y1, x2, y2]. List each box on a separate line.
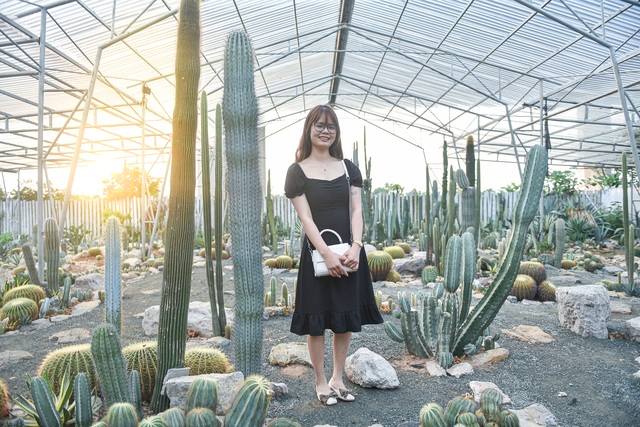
[290, 194, 350, 277]
[343, 185, 364, 271]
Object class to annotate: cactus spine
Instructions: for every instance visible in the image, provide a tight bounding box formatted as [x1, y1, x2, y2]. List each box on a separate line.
[105, 216, 123, 335]
[201, 91, 222, 337]
[151, 0, 200, 412]
[223, 30, 263, 376]
[91, 323, 129, 407]
[453, 144, 547, 356]
[74, 373, 93, 427]
[214, 103, 227, 334]
[29, 376, 62, 427]
[44, 217, 60, 295]
[554, 218, 565, 269]
[223, 375, 271, 427]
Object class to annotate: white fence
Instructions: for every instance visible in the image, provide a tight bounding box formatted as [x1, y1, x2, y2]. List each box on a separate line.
[0, 187, 634, 242]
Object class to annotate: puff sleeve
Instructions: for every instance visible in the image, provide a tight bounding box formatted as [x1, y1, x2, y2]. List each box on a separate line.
[284, 163, 306, 198]
[344, 159, 363, 187]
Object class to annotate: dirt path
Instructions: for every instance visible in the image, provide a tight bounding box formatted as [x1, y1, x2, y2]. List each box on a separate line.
[1, 261, 639, 426]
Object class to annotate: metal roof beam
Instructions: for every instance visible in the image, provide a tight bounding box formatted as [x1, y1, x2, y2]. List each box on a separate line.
[328, 0, 355, 106]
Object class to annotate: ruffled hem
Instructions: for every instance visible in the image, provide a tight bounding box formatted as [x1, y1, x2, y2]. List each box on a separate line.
[290, 303, 383, 336]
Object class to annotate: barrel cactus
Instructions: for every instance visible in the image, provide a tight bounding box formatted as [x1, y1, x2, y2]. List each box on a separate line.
[398, 242, 412, 254]
[419, 402, 445, 427]
[510, 275, 537, 301]
[537, 280, 557, 302]
[444, 395, 476, 427]
[2, 284, 46, 306]
[0, 297, 38, 328]
[421, 265, 438, 284]
[159, 407, 186, 427]
[185, 377, 218, 413]
[518, 261, 546, 285]
[105, 402, 138, 427]
[266, 419, 302, 427]
[535, 253, 555, 266]
[561, 259, 576, 270]
[186, 407, 220, 427]
[38, 343, 97, 394]
[0, 379, 9, 419]
[384, 245, 406, 259]
[123, 341, 157, 402]
[139, 416, 169, 427]
[223, 375, 271, 427]
[274, 255, 293, 269]
[385, 270, 402, 283]
[184, 348, 233, 375]
[367, 251, 394, 281]
[480, 388, 503, 423]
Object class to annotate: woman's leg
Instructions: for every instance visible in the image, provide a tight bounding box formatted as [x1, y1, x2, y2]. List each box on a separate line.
[329, 332, 352, 389]
[308, 334, 331, 397]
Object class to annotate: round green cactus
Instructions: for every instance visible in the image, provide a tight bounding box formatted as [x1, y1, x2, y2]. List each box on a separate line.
[184, 348, 233, 376]
[500, 410, 520, 427]
[87, 247, 102, 257]
[537, 280, 557, 302]
[421, 265, 438, 284]
[0, 297, 38, 328]
[385, 270, 402, 283]
[38, 343, 97, 395]
[266, 419, 302, 427]
[444, 395, 477, 426]
[367, 251, 394, 282]
[105, 402, 138, 427]
[398, 242, 411, 254]
[185, 377, 218, 413]
[510, 275, 537, 301]
[480, 388, 503, 423]
[518, 261, 546, 285]
[224, 375, 271, 427]
[158, 407, 186, 427]
[274, 255, 293, 269]
[123, 341, 158, 402]
[456, 411, 481, 427]
[2, 284, 46, 306]
[184, 407, 220, 427]
[536, 253, 555, 266]
[419, 402, 445, 427]
[139, 415, 169, 427]
[384, 245, 406, 259]
[561, 259, 576, 270]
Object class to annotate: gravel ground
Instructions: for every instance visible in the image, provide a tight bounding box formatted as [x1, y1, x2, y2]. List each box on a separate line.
[1, 259, 639, 427]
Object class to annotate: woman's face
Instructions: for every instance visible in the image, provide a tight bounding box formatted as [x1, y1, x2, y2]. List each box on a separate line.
[310, 113, 337, 150]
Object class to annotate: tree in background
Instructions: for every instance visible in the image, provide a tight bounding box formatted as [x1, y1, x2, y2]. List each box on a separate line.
[9, 180, 64, 201]
[102, 166, 160, 200]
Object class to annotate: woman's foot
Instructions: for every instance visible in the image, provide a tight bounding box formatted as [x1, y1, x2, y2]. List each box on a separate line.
[316, 386, 338, 406]
[328, 379, 355, 402]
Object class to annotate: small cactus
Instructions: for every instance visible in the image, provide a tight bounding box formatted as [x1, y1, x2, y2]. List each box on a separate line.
[139, 415, 169, 427]
[367, 251, 394, 281]
[398, 242, 412, 254]
[421, 265, 438, 284]
[123, 341, 158, 402]
[184, 348, 233, 375]
[38, 344, 98, 394]
[2, 284, 46, 306]
[384, 245, 406, 259]
[185, 377, 218, 413]
[105, 402, 139, 427]
[419, 402, 445, 427]
[518, 261, 546, 285]
[0, 379, 10, 419]
[537, 280, 557, 302]
[158, 407, 186, 427]
[223, 375, 271, 427]
[274, 255, 293, 269]
[385, 270, 402, 283]
[0, 297, 38, 328]
[510, 275, 537, 301]
[185, 407, 220, 427]
[560, 259, 576, 270]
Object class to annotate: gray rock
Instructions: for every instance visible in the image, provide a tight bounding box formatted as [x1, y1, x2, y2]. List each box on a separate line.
[611, 301, 632, 315]
[625, 317, 640, 342]
[393, 256, 425, 276]
[345, 347, 399, 389]
[74, 273, 105, 291]
[50, 328, 90, 343]
[556, 285, 611, 339]
[270, 382, 288, 396]
[468, 381, 512, 405]
[603, 265, 624, 275]
[446, 362, 474, 378]
[71, 300, 101, 317]
[268, 342, 312, 367]
[0, 350, 33, 368]
[143, 302, 234, 337]
[165, 372, 244, 415]
[425, 361, 447, 377]
[511, 403, 558, 426]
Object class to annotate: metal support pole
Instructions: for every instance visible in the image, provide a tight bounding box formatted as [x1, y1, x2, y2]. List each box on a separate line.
[141, 86, 147, 261]
[539, 80, 544, 234]
[147, 157, 170, 259]
[37, 7, 46, 283]
[505, 104, 523, 179]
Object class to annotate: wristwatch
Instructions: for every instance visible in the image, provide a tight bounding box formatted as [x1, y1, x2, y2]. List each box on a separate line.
[352, 240, 363, 248]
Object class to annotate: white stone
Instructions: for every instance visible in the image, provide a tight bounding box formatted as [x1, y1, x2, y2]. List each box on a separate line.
[446, 362, 474, 378]
[345, 347, 399, 389]
[73, 272, 105, 291]
[425, 361, 447, 377]
[269, 342, 312, 367]
[143, 302, 234, 337]
[634, 370, 640, 379]
[611, 301, 632, 314]
[50, 328, 91, 343]
[556, 285, 610, 339]
[468, 381, 512, 405]
[71, 300, 101, 316]
[511, 403, 558, 426]
[625, 317, 640, 342]
[0, 350, 33, 368]
[635, 356, 640, 365]
[165, 372, 244, 415]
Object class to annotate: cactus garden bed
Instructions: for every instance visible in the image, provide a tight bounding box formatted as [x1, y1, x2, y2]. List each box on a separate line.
[1, 256, 639, 426]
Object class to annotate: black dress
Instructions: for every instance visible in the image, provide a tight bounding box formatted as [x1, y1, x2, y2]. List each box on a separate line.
[284, 159, 384, 336]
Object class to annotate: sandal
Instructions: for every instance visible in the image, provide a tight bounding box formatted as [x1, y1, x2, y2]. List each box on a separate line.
[316, 390, 338, 406]
[329, 381, 355, 402]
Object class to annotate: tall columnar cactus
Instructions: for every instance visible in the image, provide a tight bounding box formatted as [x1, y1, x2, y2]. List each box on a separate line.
[73, 373, 93, 427]
[151, 0, 200, 412]
[446, 167, 456, 240]
[105, 216, 123, 335]
[214, 103, 227, 334]
[475, 156, 481, 245]
[200, 91, 222, 338]
[265, 170, 278, 254]
[456, 169, 476, 234]
[223, 375, 272, 427]
[623, 152, 633, 288]
[433, 217, 441, 275]
[554, 218, 565, 268]
[223, 30, 263, 376]
[441, 140, 448, 222]
[91, 323, 129, 407]
[44, 217, 60, 295]
[425, 165, 432, 263]
[466, 135, 475, 188]
[453, 144, 547, 355]
[129, 370, 144, 421]
[59, 277, 71, 310]
[21, 244, 41, 286]
[362, 128, 374, 242]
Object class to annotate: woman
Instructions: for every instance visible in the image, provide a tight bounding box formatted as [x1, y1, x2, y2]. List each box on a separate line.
[284, 104, 383, 406]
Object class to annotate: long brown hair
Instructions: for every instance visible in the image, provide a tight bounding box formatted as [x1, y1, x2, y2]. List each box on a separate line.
[295, 105, 343, 162]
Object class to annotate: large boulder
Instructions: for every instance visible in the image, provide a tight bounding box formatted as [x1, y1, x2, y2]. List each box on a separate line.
[142, 301, 234, 337]
[73, 273, 105, 291]
[556, 285, 610, 339]
[345, 347, 399, 389]
[393, 256, 426, 276]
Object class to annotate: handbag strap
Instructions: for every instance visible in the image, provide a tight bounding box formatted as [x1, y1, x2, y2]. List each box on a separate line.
[306, 159, 353, 257]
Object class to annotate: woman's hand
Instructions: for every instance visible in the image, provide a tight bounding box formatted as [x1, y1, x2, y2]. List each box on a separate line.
[324, 251, 350, 278]
[342, 246, 361, 271]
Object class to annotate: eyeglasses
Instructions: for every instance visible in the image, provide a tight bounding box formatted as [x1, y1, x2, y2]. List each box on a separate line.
[313, 122, 337, 134]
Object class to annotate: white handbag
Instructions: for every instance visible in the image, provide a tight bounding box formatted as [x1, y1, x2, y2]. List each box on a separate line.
[311, 229, 355, 277]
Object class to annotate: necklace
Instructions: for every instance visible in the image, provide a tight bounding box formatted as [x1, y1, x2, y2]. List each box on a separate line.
[314, 158, 332, 171]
